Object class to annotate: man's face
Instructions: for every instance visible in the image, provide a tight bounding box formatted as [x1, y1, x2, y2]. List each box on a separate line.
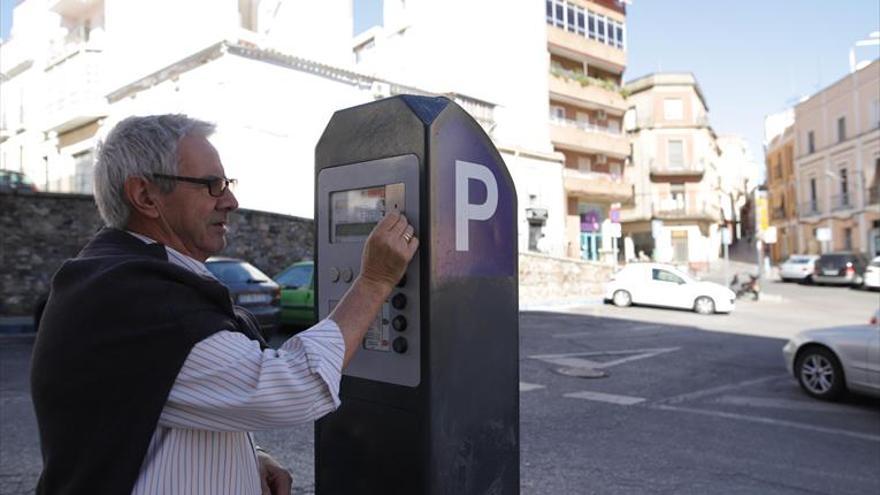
[155, 134, 238, 261]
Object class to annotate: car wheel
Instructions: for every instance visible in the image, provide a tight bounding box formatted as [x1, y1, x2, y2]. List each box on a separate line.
[612, 290, 632, 307]
[693, 296, 715, 315]
[852, 275, 864, 288]
[795, 346, 845, 401]
[803, 275, 813, 285]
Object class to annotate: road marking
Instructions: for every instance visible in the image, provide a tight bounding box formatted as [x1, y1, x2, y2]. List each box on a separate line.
[656, 374, 789, 405]
[653, 404, 880, 442]
[564, 390, 646, 405]
[519, 382, 545, 392]
[530, 347, 680, 370]
[714, 395, 878, 414]
[552, 324, 664, 338]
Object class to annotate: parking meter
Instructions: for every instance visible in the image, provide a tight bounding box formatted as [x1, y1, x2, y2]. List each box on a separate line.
[314, 95, 519, 494]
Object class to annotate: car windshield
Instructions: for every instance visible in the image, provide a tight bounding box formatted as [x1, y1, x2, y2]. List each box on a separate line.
[207, 261, 269, 283]
[276, 264, 312, 288]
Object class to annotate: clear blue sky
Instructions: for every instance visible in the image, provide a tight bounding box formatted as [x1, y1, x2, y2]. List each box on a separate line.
[5, 0, 878, 166]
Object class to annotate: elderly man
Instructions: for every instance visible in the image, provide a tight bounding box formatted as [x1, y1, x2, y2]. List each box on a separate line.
[30, 114, 418, 494]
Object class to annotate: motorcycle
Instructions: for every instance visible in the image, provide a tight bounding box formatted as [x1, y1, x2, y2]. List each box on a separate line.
[729, 273, 760, 301]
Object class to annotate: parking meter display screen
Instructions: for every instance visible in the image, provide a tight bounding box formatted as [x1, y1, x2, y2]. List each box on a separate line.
[330, 183, 403, 243]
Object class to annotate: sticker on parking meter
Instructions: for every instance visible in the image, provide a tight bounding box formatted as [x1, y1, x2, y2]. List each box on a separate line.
[363, 303, 391, 352]
[433, 116, 515, 279]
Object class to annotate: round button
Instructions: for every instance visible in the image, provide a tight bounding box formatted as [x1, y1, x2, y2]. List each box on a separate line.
[396, 273, 407, 288]
[392, 315, 407, 332]
[392, 337, 408, 354]
[391, 293, 407, 310]
[329, 267, 340, 283]
[342, 267, 353, 283]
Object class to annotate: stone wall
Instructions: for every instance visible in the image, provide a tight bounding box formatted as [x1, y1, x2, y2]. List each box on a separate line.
[0, 191, 314, 316]
[519, 251, 614, 305]
[1, 191, 612, 316]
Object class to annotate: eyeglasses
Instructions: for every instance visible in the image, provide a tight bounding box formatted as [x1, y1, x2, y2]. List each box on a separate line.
[150, 173, 237, 197]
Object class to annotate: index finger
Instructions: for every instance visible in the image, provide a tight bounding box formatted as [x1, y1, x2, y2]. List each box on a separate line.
[376, 208, 402, 232]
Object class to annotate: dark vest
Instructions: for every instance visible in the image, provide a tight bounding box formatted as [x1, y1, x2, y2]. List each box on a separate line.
[31, 228, 265, 494]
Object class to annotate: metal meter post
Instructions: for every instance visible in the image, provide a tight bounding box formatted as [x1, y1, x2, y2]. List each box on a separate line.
[313, 95, 520, 495]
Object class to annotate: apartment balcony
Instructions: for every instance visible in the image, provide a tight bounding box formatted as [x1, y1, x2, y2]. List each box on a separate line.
[649, 161, 705, 182]
[563, 168, 633, 203]
[652, 197, 720, 223]
[548, 68, 626, 113]
[43, 46, 107, 133]
[830, 193, 853, 212]
[631, 114, 710, 131]
[549, 116, 629, 157]
[799, 200, 821, 217]
[546, 26, 626, 71]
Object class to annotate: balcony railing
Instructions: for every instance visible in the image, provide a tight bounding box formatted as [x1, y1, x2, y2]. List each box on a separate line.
[831, 193, 852, 212]
[649, 159, 705, 179]
[550, 67, 623, 94]
[652, 195, 719, 221]
[549, 115, 622, 136]
[799, 200, 820, 217]
[43, 46, 107, 132]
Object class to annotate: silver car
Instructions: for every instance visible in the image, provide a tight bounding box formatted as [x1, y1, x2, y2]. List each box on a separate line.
[778, 254, 819, 283]
[782, 310, 880, 401]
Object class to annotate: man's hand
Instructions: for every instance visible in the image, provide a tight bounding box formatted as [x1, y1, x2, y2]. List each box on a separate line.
[360, 209, 419, 289]
[257, 449, 292, 495]
[330, 210, 419, 366]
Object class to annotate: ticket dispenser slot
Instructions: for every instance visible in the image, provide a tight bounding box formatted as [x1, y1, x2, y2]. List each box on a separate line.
[317, 155, 421, 387]
[315, 95, 519, 495]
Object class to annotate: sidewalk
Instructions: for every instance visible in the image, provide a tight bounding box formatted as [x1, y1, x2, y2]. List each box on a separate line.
[699, 259, 784, 303]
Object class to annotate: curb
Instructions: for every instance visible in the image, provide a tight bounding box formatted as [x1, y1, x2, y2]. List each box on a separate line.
[520, 297, 605, 312]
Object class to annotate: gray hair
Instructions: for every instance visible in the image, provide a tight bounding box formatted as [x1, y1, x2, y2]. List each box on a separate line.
[93, 114, 216, 228]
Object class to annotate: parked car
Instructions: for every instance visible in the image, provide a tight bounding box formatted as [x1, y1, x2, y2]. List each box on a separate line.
[274, 260, 316, 328]
[778, 254, 819, 283]
[782, 309, 880, 401]
[863, 256, 880, 290]
[604, 263, 736, 315]
[812, 252, 869, 286]
[205, 257, 281, 339]
[0, 170, 38, 193]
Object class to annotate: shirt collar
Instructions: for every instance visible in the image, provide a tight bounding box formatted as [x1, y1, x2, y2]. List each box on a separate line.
[125, 231, 217, 280]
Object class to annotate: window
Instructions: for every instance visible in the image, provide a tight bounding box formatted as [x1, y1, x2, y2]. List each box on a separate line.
[566, 4, 575, 32]
[546, 1, 625, 50]
[551, 105, 565, 120]
[73, 150, 95, 194]
[588, 11, 596, 40]
[839, 168, 848, 195]
[807, 131, 815, 154]
[670, 183, 685, 209]
[837, 117, 846, 143]
[653, 268, 684, 284]
[664, 98, 683, 120]
[668, 140, 684, 168]
[844, 228, 852, 250]
[809, 177, 818, 211]
[576, 7, 585, 36]
[578, 156, 592, 173]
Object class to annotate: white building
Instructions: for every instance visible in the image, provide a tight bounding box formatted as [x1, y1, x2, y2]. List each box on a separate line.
[715, 134, 762, 239]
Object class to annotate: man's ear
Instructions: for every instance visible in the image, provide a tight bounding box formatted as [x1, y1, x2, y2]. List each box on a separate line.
[123, 176, 161, 219]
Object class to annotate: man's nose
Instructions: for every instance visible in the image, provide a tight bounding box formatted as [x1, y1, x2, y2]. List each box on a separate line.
[219, 188, 239, 211]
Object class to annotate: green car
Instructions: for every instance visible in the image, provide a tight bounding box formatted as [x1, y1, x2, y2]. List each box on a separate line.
[274, 260, 316, 328]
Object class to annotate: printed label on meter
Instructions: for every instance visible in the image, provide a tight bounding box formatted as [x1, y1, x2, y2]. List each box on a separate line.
[363, 303, 392, 352]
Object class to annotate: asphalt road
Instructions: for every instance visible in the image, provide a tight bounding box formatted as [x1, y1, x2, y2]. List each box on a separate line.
[1, 281, 878, 494]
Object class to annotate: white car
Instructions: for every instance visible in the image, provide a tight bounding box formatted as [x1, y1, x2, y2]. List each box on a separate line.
[863, 256, 880, 290]
[778, 254, 819, 283]
[604, 263, 736, 315]
[783, 310, 880, 401]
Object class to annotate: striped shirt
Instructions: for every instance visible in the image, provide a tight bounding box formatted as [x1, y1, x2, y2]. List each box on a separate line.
[126, 232, 343, 494]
